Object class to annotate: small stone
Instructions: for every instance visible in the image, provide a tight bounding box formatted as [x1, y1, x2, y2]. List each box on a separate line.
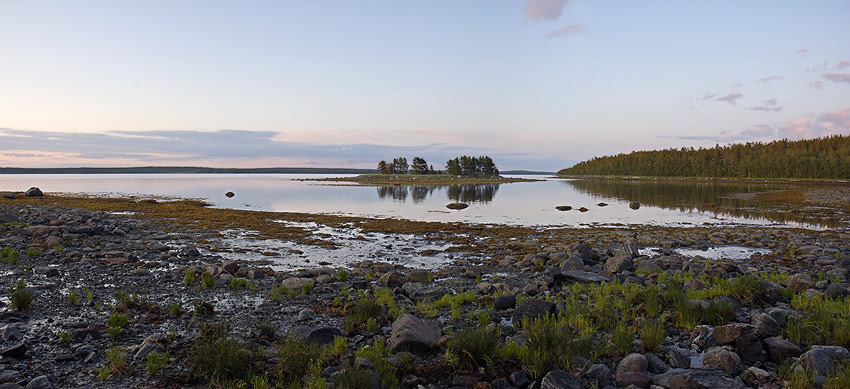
[712, 323, 753, 344]
[509, 370, 530, 388]
[616, 371, 651, 388]
[541, 369, 583, 389]
[297, 308, 317, 322]
[618, 353, 649, 374]
[512, 298, 555, 323]
[290, 326, 342, 346]
[0, 342, 26, 358]
[752, 312, 781, 338]
[604, 255, 634, 273]
[377, 271, 409, 288]
[225, 191, 235, 198]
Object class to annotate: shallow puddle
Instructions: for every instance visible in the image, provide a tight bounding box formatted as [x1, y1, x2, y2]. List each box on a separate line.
[639, 245, 772, 260]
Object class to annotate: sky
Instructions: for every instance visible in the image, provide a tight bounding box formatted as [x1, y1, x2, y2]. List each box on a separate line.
[1, 0, 849, 171]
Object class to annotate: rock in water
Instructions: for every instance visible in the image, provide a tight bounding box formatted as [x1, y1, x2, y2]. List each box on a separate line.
[629, 201, 641, 210]
[555, 205, 572, 211]
[225, 191, 235, 198]
[578, 207, 589, 212]
[446, 202, 468, 210]
[597, 202, 608, 207]
[25, 187, 43, 197]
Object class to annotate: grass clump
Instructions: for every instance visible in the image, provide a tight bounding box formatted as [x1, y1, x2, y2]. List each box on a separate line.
[728, 274, 766, 307]
[336, 367, 375, 389]
[301, 280, 314, 295]
[343, 294, 382, 332]
[277, 335, 328, 386]
[97, 346, 129, 379]
[1, 248, 19, 264]
[68, 289, 80, 305]
[229, 277, 248, 290]
[169, 302, 185, 316]
[10, 280, 33, 311]
[336, 269, 349, 281]
[25, 247, 41, 257]
[59, 331, 72, 343]
[191, 322, 253, 385]
[107, 311, 130, 341]
[612, 324, 634, 355]
[787, 294, 850, 347]
[446, 327, 499, 370]
[640, 320, 664, 352]
[331, 335, 348, 357]
[146, 351, 170, 376]
[355, 341, 397, 387]
[201, 272, 216, 288]
[184, 269, 196, 285]
[194, 300, 215, 317]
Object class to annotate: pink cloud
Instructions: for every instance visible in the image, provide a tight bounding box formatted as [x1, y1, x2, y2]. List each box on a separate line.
[823, 73, 850, 83]
[743, 108, 850, 141]
[837, 60, 850, 69]
[524, 0, 568, 20]
[756, 75, 783, 83]
[545, 24, 581, 38]
[796, 48, 808, 55]
[715, 92, 743, 105]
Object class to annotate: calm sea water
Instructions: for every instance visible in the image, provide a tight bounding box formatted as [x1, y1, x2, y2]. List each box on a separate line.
[0, 174, 827, 228]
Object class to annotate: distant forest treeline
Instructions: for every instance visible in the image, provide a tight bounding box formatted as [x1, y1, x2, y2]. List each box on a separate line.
[558, 135, 850, 179]
[0, 167, 375, 174]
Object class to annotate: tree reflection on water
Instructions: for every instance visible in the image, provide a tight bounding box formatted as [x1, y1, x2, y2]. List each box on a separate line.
[564, 179, 839, 227]
[376, 184, 500, 204]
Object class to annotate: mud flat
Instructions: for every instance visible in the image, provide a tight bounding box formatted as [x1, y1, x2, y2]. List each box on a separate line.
[0, 193, 849, 388]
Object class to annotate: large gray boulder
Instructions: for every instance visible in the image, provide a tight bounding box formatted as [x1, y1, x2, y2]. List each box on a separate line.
[763, 336, 802, 363]
[796, 345, 850, 379]
[604, 254, 634, 273]
[389, 314, 440, 352]
[25, 187, 43, 197]
[702, 347, 741, 374]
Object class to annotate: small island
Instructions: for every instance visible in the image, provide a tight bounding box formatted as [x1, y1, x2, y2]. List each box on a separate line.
[309, 155, 542, 184]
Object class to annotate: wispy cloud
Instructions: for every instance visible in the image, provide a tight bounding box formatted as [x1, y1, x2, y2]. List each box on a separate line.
[0, 128, 570, 170]
[749, 98, 782, 112]
[661, 108, 850, 143]
[756, 75, 783, 83]
[823, 73, 850, 84]
[545, 23, 581, 38]
[837, 60, 850, 69]
[809, 81, 825, 89]
[796, 48, 809, 55]
[524, 0, 568, 20]
[715, 92, 743, 105]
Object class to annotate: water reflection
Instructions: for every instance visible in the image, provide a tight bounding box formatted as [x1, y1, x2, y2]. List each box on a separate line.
[563, 179, 838, 227]
[377, 184, 499, 204]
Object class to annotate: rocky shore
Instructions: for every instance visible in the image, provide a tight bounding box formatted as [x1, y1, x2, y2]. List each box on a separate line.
[1, 194, 850, 388]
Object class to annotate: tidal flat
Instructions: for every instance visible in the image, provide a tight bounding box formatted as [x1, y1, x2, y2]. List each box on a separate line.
[0, 190, 849, 388]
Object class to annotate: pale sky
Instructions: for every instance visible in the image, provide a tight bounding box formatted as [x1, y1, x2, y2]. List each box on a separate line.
[1, 0, 849, 170]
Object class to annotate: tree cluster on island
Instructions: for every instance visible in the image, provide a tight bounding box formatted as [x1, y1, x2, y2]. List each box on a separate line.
[376, 155, 500, 177]
[558, 135, 850, 180]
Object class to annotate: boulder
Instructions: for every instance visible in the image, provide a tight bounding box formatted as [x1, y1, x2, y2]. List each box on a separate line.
[377, 271, 409, 287]
[617, 353, 649, 374]
[584, 364, 613, 387]
[401, 283, 446, 303]
[734, 333, 766, 364]
[796, 345, 850, 379]
[826, 283, 850, 298]
[578, 207, 589, 212]
[446, 202, 468, 210]
[494, 295, 516, 310]
[652, 368, 744, 389]
[787, 273, 813, 292]
[619, 240, 640, 258]
[281, 277, 312, 290]
[555, 205, 572, 211]
[559, 256, 585, 271]
[389, 314, 440, 352]
[225, 191, 235, 198]
[25, 187, 43, 197]
[629, 201, 641, 210]
[604, 255, 634, 273]
[0, 342, 26, 358]
[540, 369, 582, 389]
[512, 298, 555, 323]
[408, 270, 430, 283]
[616, 371, 651, 388]
[702, 347, 741, 374]
[751, 312, 781, 338]
[712, 323, 753, 344]
[763, 337, 802, 363]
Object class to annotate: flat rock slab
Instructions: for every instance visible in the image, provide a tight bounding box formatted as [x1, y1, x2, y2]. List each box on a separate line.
[540, 369, 582, 389]
[290, 326, 342, 345]
[560, 270, 610, 284]
[389, 314, 440, 353]
[653, 368, 744, 389]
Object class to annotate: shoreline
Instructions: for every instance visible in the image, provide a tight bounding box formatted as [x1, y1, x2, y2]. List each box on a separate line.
[555, 175, 850, 186]
[303, 175, 542, 185]
[1, 194, 849, 387]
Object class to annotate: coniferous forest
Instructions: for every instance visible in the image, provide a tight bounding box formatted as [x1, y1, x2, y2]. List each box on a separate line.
[558, 135, 850, 179]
